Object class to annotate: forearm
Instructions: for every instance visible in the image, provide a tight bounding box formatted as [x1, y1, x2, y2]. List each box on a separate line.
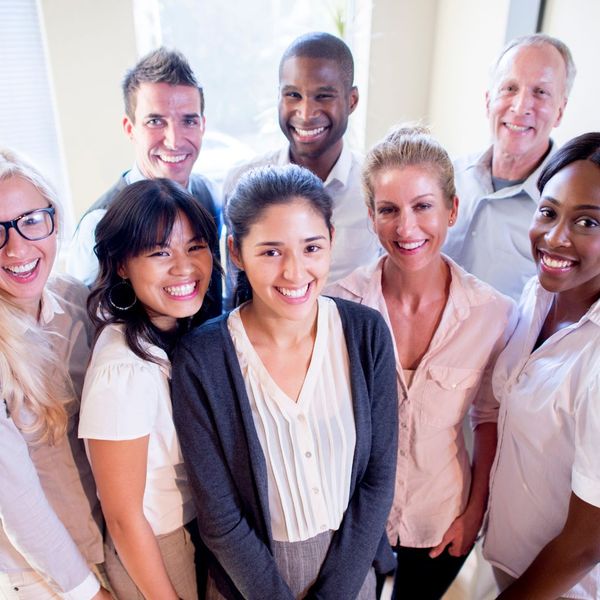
[1, 412, 98, 597]
[105, 513, 179, 600]
[466, 422, 497, 519]
[498, 534, 598, 599]
[498, 493, 600, 599]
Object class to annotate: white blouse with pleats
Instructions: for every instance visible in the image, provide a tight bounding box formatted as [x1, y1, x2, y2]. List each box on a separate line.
[227, 296, 356, 542]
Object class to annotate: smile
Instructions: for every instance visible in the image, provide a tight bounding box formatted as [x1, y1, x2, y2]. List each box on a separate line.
[540, 253, 576, 270]
[164, 282, 197, 297]
[156, 154, 187, 164]
[276, 283, 310, 298]
[504, 123, 531, 133]
[291, 126, 328, 140]
[3, 258, 39, 278]
[396, 240, 426, 251]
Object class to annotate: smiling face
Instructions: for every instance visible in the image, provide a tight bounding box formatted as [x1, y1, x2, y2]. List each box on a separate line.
[118, 213, 213, 331]
[278, 56, 358, 170]
[487, 43, 567, 173]
[529, 160, 600, 302]
[0, 176, 57, 318]
[370, 166, 457, 274]
[123, 82, 205, 187]
[230, 198, 332, 323]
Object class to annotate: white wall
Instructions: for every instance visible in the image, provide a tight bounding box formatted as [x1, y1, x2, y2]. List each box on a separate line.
[365, 0, 438, 148]
[367, 0, 599, 160]
[543, 0, 600, 143]
[427, 0, 511, 157]
[39, 0, 136, 219]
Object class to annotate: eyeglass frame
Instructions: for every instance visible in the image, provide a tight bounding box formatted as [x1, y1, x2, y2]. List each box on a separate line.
[0, 206, 56, 250]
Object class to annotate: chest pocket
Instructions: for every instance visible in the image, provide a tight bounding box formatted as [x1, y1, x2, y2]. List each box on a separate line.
[419, 366, 483, 428]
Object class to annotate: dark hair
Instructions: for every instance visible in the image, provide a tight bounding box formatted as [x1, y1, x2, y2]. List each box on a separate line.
[226, 165, 333, 306]
[279, 32, 354, 90]
[122, 47, 204, 120]
[537, 132, 600, 193]
[88, 179, 219, 363]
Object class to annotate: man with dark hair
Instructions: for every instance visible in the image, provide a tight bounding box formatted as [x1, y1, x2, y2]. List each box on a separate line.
[444, 34, 575, 300]
[67, 47, 221, 313]
[223, 32, 379, 294]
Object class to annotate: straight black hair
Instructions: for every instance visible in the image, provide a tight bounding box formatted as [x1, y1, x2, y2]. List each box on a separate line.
[226, 164, 333, 306]
[538, 132, 600, 193]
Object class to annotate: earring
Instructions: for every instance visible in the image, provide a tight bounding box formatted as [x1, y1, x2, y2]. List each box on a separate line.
[449, 218, 455, 225]
[108, 279, 137, 311]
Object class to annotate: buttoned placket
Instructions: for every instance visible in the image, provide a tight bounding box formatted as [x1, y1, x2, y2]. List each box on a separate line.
[294, 410, 329, 533]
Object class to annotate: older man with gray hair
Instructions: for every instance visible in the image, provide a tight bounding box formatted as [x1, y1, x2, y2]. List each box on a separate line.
[444, 34, 576, 300]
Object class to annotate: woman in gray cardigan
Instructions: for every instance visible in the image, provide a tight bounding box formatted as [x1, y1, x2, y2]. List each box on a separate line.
[172, 165, 398, 599]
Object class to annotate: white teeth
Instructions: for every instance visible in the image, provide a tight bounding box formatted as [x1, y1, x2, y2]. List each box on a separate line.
[505, 123, 529, 132]
[4, 259, 39, 275]
[277, 284, 309, 298]
[295, 126, 325, 137]
[542, 255, 574, 269]
[397, 240, 426, 250]
[165, 282, 196, 296]
[158, 154, 186, 163]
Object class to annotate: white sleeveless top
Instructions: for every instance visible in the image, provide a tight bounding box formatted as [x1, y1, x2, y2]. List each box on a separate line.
[227, 296, 356, 542]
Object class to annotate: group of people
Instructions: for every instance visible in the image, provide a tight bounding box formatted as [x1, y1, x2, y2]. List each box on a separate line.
[0, 27, 599, 600]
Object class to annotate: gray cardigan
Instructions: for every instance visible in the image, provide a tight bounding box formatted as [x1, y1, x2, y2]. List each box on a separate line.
[172, 298, 398, 599]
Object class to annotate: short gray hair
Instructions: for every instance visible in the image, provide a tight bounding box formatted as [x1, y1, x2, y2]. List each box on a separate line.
[491, 33, 576, 97]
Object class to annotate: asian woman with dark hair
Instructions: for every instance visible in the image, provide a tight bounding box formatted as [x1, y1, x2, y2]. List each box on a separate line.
[79, 178, 219, 600]
[172, 165, 398, 599]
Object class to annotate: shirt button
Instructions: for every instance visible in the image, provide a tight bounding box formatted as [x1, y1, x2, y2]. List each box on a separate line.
[401, 422, 407, 429]
[471, 231, 477, 236]
[313, 487, 320, 495]
[305, 451, 312, 458]
[451, 383, 457, 389]
[399, 450, 406, 457]
[298, 414, 305, 421]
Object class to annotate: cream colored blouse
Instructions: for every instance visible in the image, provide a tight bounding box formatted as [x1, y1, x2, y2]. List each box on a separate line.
[227, 296, 356, 542]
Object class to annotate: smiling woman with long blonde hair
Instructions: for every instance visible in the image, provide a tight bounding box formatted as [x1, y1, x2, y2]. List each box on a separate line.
[0, 148, 107, 599]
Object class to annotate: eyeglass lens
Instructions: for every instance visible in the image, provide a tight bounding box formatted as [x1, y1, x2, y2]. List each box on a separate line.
[0, 209, 54, 247]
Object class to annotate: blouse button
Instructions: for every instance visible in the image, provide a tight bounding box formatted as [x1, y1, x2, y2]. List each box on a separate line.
[305, 451, 312, 458]
[313, 487, 320, 495]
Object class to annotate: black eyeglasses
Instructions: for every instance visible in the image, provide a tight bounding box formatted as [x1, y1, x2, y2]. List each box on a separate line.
[0, 206, 56, 250]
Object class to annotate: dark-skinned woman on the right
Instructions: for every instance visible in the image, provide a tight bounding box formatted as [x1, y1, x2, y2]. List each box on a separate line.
[484, 132, 600, 599]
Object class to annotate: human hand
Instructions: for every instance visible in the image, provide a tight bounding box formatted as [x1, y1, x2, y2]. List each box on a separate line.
[429, 508, 483, 558]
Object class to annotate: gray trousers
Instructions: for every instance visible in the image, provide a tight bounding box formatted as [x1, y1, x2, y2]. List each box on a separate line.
[206, 529, 376, 599]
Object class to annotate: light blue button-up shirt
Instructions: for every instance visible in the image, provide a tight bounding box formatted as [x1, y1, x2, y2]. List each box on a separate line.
[444, 143, 556, 301]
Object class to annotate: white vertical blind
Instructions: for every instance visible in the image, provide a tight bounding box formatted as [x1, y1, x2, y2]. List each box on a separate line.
[0, 0, 71, 228]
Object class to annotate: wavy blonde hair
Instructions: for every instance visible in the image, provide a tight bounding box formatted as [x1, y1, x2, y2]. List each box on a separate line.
[0, 148, 68, 444]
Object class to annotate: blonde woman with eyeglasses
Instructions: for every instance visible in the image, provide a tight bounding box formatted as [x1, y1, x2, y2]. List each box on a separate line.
[0, 149, 109, 599]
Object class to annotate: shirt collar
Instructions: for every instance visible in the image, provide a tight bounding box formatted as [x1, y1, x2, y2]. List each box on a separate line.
[126, 164, 194, 193]
[533, 278, 600, 329]
[468, 141, 556, 203]
[280, 142, 352, 188]
[39, 285, 65, 327]
[334, 256, 385, 303]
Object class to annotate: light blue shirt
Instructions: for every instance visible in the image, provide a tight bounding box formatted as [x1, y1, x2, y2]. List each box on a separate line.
[443, 143, 555, 301]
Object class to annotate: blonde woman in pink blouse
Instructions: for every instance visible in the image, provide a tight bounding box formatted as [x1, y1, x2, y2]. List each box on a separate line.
[328, 126, 516, 600]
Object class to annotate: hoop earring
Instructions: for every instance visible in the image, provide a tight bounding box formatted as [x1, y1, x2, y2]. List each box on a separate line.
[108, 279, 137, 311]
